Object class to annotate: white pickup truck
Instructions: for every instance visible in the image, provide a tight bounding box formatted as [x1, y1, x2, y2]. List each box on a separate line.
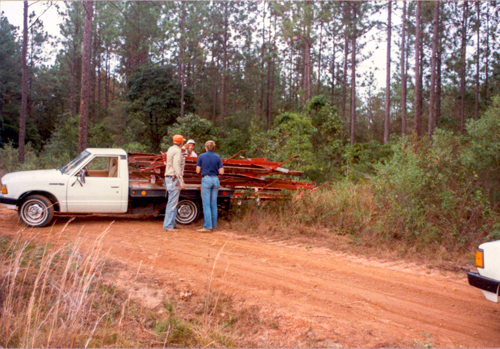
[0, 148, 232, 227]
[468, 240, 500, 302]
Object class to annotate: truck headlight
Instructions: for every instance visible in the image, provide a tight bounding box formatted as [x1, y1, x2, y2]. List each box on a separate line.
[1, 185, 7, 194]
[475, 249, 484, 269]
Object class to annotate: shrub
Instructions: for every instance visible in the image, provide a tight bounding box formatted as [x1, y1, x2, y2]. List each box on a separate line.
[462, 95, 500, 202]
[161, 113, 219, 155]
[0, 142, 50, 172]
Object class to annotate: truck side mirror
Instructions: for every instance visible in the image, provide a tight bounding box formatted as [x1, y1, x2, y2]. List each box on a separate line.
[80, 168, 86, 184]
[72, 169, 86, 187]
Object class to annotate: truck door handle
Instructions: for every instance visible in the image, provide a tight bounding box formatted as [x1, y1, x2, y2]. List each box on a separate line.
[111, 186, 120, 188]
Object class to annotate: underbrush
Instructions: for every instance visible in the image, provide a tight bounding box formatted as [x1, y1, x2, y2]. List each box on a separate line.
[0, 233, 264, 348]
[0, 142, 71, 173]
[226, 182, 495, 265]
[226, 132, 500, 264]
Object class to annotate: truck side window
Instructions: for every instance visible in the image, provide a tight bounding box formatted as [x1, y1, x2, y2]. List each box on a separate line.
[108, 158, 118, 177]
[85, 157, 119, 177]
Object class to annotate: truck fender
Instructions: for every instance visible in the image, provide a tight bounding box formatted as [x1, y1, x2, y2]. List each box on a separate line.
[18, 191, 60, 212]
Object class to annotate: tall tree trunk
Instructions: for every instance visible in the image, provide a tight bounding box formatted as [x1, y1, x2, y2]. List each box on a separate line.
[221, 2, 228, 120]
[384, 0, 391, 144]
[418, 26, 423, 129]
[475, 0, 480, 120]
[265, 44, 271, 126]
[414, 0, 422, 139]
[70, 16, 80, 119]
[259, 2, 266, 118]
[331, 40, 336, 104]
[317, 20, 323, 95]
[302, 38, 312, 103]
[400, 0, 407, 136]
[78, 0, 94, 153]
[18, 0, 28, 163]
[266, 15, 276, 129]
[70, 55, 76, 118]
[350, 2, 357, 146]
[484, 2, 490, 98]
[180, 3, 186, 118]
[342, 36, 348, 121]
[288, 49, 293, 107]
[212, 55, 219, 125]
[266, 45, 275, 128]
[459, 1, 468, 133]
[91, 4, 98, 120]
[105, 49, 109, 111]
[96, 25, 101, 118]
[436, 2, 443, 125]
[428, 0, 440, 143]
[367, 91, 373, 131]
[436, 39, 442, 125]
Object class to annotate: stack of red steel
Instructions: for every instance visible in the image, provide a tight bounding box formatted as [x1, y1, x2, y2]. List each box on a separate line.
[128, 151, 315, 197]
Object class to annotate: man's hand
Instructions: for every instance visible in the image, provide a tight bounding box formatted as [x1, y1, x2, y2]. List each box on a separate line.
[181, 182, 186, 189]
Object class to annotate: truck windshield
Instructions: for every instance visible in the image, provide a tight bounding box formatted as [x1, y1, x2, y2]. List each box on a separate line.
[59, 151, 91, 174]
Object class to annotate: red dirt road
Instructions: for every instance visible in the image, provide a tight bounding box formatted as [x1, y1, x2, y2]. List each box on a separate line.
[1, 206, 500, 347]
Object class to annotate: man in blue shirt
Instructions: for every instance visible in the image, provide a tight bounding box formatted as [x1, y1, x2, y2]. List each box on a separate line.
[196, 140, 224, 232]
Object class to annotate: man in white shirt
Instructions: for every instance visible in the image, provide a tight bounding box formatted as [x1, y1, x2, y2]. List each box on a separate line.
[182, 139, 198, 158]
[163, 134, 186, 232]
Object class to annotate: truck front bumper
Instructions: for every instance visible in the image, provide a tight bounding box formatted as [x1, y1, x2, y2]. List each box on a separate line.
[468, 272, 499, 302]
[0, 196, 18, 205]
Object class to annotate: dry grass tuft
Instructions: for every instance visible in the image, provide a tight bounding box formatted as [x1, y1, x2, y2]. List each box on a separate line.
[0, 227, 111, 348]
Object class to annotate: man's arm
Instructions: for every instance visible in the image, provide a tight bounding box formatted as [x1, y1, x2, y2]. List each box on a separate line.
[174, 152, 186, 189]
[196, 156, 202, 174]
[218, 157, 224, 175]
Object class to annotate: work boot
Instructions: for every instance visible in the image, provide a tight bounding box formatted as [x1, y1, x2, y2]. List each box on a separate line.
[197, 228, 212, 233]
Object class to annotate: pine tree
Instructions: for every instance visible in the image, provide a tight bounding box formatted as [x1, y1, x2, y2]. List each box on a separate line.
[384, 0, 392, 144]
[428, 0, 439, 143]
[78, 0, 93, 153]
[414, 0, 422, 139]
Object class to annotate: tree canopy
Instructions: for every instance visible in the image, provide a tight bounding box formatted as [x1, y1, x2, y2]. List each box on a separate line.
[127, 65, 195, 152]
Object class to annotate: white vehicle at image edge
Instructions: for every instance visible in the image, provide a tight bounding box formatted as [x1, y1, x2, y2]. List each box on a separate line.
[468, 240, 500, 302]
[0, 148, 233, 228]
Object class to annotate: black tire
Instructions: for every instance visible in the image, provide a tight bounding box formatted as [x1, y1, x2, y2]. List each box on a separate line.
[176, 199, 200, 225]
[19, 195, 55, 228]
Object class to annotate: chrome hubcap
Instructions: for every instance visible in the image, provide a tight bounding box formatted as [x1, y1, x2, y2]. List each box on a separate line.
[28, 204, 44, 220]
[178, 204, 192, 218]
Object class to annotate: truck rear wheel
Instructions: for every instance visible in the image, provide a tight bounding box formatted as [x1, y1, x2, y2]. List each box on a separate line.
[19, 195, 54, 228]
[176, 199, 200, 225]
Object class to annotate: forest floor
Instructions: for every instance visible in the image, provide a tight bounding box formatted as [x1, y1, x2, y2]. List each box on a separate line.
[1, 205, 499, 348]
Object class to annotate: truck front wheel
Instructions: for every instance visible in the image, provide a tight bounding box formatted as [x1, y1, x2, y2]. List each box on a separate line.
[19, 195, 54, 227]
[176, 199, 200, 225]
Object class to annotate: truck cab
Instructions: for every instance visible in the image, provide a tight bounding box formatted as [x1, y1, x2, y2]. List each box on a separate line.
[0, 148, 129, 227]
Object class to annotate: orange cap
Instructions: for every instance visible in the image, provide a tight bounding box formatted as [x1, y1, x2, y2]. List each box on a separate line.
[173, 134, 185, 143]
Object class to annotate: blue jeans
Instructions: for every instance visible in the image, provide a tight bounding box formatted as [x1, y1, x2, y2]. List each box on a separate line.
[201, 176, 220, 229]
[163, 177, 181, 229]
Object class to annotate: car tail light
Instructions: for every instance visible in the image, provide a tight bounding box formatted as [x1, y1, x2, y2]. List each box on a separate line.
[1, 185, 7, 194]
[475, 249, 484, 268]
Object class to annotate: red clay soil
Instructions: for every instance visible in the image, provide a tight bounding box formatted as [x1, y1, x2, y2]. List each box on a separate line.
[1, 205, 499, 348]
